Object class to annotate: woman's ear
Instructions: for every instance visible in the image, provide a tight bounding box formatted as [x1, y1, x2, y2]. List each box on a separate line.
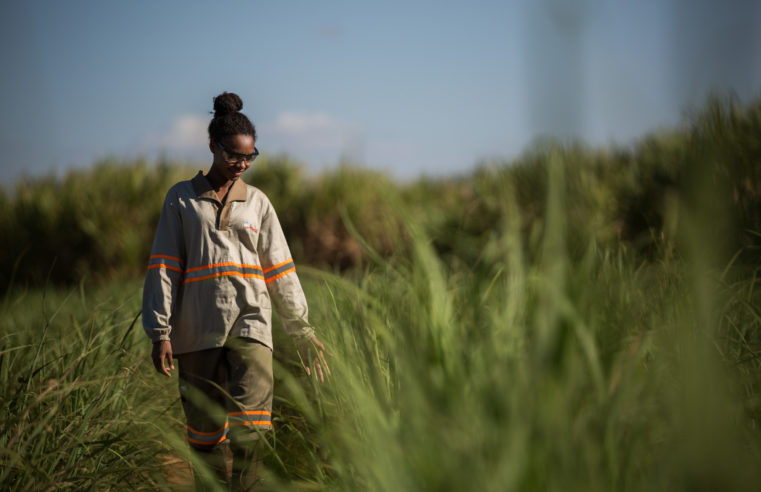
[209, 140, 216, 154]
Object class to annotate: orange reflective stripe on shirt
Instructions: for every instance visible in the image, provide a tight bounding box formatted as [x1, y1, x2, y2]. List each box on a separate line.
[263, 259, 296, 284]
[182, 262, 264, 284]
[263, 259, 292, 274]
[147, 263, 183, 273]
[147, 254, 184, 273]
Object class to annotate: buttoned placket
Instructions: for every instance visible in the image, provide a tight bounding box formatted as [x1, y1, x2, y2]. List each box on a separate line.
[192, 171, 248, 231]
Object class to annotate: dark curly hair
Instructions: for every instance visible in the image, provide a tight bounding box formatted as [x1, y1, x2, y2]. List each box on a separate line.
[207, 92, 257, 142]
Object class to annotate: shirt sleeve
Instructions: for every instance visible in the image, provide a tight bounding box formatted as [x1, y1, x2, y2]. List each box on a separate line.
[258, 199, 314, 341]
[142, 188, 185, 343]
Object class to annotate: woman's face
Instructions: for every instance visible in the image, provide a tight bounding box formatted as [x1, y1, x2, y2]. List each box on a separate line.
[210, 134, 256, 181]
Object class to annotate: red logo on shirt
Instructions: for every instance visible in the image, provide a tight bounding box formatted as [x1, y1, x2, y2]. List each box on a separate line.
[243, 221, 258, 233]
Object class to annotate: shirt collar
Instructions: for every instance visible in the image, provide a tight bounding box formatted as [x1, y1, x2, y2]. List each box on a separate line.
[191, 171, 248, 203]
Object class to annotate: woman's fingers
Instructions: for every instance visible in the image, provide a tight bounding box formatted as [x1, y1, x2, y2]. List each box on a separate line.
[152, 341, 174, 377]
[299, 336, 332, 383]
[313, 359, 323, 383]
[318, 349, 331, 377]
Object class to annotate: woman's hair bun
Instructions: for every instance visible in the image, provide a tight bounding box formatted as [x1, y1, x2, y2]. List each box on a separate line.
[213, 92, 243, 117]
[207, 91, 256, 140]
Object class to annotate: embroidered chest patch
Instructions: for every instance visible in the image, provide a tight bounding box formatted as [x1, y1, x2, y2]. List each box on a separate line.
[243, 221, 258, 233]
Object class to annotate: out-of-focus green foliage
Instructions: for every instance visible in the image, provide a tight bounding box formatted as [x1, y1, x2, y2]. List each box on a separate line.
[0, 159, 193, 288]
[3, 91, 761, 491]
[246, 159, 406, 271]
[2, 92, 760, 290]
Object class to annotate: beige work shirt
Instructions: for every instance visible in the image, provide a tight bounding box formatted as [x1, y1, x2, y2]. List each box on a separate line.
[142, 171, 313, 354]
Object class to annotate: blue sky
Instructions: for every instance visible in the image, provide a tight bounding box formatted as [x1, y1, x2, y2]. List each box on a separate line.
[1, 0, 759, 183]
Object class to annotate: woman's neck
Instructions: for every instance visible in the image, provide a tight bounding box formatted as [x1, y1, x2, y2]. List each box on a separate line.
[206, 166, 231, 189]
[205, 167, 233, 202]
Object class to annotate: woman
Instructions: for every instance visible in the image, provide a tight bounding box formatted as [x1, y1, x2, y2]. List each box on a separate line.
[142, 91, 329, 489]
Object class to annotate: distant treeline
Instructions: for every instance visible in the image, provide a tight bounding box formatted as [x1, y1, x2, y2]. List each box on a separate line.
[1, 92, 760, 289]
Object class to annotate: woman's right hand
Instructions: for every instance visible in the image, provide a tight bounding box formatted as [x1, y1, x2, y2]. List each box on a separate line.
[151, 340, 174, 377]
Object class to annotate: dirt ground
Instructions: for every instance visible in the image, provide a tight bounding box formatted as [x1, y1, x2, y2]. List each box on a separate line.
[161, 454, 194, 490]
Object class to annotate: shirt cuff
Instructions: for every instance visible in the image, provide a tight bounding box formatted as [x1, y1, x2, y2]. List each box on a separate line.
[145, 327, 171, 343]
[289, 325, 315, 342]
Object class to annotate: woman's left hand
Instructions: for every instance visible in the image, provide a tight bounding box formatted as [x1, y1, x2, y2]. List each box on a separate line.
[299, 335, 332, 383]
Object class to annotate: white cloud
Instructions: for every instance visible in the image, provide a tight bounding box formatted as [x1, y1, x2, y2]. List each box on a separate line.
[141, 114, 209, 159]
[140, 111, 367, 171]
[260, 111, 364, 168]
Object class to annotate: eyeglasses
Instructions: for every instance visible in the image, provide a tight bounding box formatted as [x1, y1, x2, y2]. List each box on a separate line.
[214, 137, 259, 164]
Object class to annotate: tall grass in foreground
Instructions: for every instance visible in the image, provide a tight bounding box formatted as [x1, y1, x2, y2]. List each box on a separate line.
[283, 155, 761, 491]
[3, 152, 761, 490]
[0, 281, 184, 490]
